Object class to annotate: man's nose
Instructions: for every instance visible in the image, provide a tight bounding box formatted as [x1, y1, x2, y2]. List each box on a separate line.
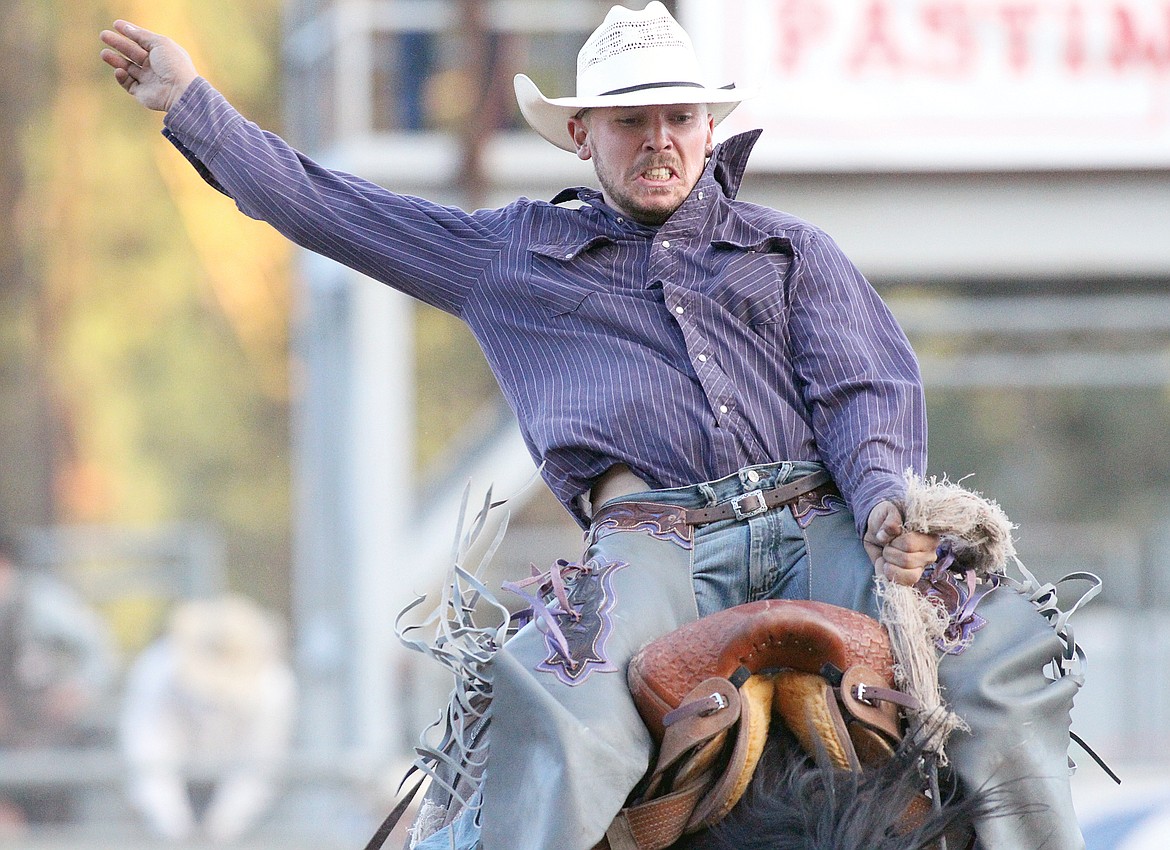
[643, 118, 673, 150]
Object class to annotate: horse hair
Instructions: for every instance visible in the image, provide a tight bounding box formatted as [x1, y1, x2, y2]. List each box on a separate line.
[670, 726, 1005, 850]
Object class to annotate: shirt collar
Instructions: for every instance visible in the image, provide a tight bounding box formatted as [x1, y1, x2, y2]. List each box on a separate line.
[549, 186, 657, 232]
[708, 129, 763, 200]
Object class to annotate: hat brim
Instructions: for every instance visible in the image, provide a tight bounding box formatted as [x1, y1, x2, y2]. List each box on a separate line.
[514, 74, 749, 152]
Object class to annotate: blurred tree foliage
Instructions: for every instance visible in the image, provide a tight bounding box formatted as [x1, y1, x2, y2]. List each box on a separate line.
[1, 0, 292, 621]
[0, 0, 55, 530]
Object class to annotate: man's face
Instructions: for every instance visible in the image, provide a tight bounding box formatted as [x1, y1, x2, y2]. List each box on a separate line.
[567, 104, 715, 226]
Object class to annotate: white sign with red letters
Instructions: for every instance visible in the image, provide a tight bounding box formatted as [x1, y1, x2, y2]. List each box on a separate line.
[680, 0, 1170, 170]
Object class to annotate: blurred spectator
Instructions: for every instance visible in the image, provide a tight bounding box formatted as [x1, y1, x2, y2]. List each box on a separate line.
[120, 594, 296, 843]
[0, 534, 116, 827]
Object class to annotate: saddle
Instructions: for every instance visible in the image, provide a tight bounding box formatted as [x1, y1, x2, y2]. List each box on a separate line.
[602, 599, 947, 850]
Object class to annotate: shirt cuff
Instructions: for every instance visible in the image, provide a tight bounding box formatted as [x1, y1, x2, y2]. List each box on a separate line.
[161, 77, 246, 170]
[850, 470, 909, 538]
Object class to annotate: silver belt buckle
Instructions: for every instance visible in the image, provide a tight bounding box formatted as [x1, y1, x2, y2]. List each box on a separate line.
[731, 489, 767, 521]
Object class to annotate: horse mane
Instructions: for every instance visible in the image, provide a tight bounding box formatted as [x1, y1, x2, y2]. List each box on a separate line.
[671, 726, 1002, 850]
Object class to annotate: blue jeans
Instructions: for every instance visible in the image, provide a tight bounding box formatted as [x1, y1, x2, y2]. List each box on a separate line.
[645, 460, 879, 619]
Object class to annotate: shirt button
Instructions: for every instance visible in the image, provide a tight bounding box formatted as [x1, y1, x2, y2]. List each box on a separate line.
[617, 217, 624, 223]
[698, 354, 708, 363]
[719, 404, 729, 414]
[674, 305, 685, 315]
[564, 252, 573, 259]
[698, 191, 704, 200]
[661, 240, 671, 248]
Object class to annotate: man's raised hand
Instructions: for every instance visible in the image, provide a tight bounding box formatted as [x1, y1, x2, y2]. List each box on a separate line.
[99, 20, 198, 112]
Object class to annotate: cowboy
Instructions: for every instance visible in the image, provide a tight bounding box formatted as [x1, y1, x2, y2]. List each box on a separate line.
[99, 3, 1086, 848]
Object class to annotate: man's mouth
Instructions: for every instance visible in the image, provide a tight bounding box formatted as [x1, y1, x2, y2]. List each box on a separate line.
[640, 166, 674, 182]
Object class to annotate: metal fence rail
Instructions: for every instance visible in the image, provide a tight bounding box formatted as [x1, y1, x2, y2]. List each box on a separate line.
[0, 747, 407, 850]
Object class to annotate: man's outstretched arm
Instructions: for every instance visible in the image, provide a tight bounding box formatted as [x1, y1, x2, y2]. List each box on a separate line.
[97, 18, 495, 318]
[99, 20, 197, 113]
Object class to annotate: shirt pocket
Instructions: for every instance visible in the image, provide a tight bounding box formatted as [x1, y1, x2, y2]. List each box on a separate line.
[708, 236, 794, 327]
[526, 238, 616, 317]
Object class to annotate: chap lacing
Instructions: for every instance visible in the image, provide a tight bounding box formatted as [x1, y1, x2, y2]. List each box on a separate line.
[995, 558, 1119, 783]
[502, 558, 589, 668]
[918, 549, 1115, 781]
[372, 471, 552, 850]
[998, 557, 1100, 684]
[394, 484, 513, 813]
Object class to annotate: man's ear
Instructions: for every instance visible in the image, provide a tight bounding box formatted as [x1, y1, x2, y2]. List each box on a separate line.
[567, 116, 592, 161]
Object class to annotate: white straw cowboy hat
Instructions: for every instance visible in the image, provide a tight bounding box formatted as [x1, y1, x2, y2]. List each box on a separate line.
[170, 594, 286, 710]
[514, 1, 750, 152]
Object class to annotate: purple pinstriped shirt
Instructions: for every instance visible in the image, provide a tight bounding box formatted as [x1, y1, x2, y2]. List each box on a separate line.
[162, 78, 926, 531]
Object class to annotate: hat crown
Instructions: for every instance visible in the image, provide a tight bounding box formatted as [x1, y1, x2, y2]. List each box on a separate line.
[576, 1, 706, 98]
[513, 1, 749, 152]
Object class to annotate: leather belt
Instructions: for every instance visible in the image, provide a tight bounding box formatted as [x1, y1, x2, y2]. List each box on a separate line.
[680, 469, 834, 525]
[590, 468, 836, 530]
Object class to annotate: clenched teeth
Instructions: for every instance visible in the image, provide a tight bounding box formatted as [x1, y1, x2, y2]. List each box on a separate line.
[642, 167, 673, 181]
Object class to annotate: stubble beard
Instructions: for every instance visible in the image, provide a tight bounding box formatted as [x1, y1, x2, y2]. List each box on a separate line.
[593, 149, 682, 227]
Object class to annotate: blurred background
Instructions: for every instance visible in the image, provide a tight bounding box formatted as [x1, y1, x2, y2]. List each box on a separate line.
[0, 0, 1167, 847]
